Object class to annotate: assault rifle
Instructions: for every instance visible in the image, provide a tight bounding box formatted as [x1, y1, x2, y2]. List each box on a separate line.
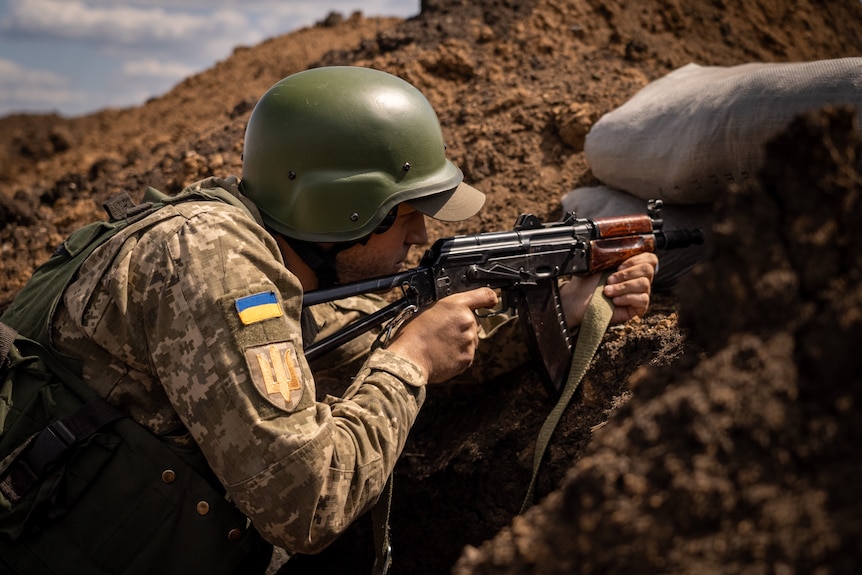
[302, 200, 703, 392]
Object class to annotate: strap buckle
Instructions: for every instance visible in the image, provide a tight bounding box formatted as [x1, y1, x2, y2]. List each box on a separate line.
[26, 420, 76, 476]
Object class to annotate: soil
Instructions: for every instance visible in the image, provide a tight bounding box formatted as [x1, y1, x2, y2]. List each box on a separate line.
[2, 1, 862, 574]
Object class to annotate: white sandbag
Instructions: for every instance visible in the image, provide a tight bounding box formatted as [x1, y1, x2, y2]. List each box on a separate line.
[561, 186, 712, 292]
[584, 58, 862, 204]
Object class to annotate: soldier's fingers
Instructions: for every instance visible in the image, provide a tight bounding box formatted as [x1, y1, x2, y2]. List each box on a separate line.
[604, 275, 652, 298]
[448, 287, 499, 311]
[608, 253, 658, 284]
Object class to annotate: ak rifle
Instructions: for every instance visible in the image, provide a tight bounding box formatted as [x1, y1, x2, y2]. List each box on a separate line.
[302, 199, 704, 392]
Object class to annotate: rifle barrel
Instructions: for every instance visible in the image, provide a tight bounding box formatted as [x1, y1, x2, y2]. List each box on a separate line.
[655, 229, 705, 250]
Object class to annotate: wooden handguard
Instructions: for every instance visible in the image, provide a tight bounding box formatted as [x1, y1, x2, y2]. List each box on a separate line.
[589, 234, 657, 273]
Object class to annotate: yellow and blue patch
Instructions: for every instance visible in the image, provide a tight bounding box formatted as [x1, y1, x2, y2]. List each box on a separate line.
[235, 291, 282, 325]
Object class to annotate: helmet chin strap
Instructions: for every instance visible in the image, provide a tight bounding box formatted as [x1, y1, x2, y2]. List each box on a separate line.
[275, 231, 377, 289]
[270, 206, 397, 289]
[276, 234, 348, 289]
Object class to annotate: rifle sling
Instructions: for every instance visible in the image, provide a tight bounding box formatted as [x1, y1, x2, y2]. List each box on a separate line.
[371, 474, 394, 575]
[521, 271, 614, 513]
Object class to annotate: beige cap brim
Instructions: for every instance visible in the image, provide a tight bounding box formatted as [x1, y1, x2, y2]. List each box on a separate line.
[407, 182, 486, 222]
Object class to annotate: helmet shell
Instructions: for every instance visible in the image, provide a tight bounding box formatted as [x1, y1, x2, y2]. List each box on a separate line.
[241, 66, 469, 242]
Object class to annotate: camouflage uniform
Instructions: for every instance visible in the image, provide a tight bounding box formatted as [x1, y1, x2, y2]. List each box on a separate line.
[50, 178, 425, 554]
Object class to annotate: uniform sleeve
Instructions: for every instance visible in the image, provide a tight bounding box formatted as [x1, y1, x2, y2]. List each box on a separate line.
[130, 204, 426, 553]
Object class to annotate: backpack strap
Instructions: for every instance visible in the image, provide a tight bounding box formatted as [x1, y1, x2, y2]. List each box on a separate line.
[0, 180, 254, 349]
[0, 332, 125, 505]
[0, 397, 123, 504]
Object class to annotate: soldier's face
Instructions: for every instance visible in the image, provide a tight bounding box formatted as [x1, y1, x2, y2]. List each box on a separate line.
[335, 205, 428, 283]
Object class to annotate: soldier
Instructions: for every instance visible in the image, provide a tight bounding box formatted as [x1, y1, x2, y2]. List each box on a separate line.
[0, 66, 656, 573]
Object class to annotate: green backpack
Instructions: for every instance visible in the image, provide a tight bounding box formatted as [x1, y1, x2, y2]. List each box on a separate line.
[0, 187, 272, 574]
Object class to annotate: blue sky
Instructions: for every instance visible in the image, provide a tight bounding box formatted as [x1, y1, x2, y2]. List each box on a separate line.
[0, 0, 420, 118]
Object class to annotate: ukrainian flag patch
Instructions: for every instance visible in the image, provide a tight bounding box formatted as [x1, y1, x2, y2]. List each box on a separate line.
[235, 291, 282, 325]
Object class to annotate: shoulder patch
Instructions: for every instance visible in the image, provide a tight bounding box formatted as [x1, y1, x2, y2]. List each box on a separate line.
[244, 341, 305, 412]
[236, 291, 282, 325]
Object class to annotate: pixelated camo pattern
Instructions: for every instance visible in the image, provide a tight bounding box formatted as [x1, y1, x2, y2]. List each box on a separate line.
[50, 180, 426, 553]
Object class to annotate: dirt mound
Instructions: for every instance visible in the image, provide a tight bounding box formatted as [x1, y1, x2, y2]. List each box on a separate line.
[2, 1, 862, 574]
[453, 106, 862, 575]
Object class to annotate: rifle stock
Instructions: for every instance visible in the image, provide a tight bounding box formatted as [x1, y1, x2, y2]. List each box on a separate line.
[302, 200, 704, 390]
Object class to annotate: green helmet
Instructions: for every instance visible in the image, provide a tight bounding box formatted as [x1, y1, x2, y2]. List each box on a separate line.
[240, 66, 485, 243]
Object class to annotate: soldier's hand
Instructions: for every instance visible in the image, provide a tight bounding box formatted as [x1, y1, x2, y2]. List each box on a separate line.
[560, 252, 658, 327]
[387, 287, 498, 384]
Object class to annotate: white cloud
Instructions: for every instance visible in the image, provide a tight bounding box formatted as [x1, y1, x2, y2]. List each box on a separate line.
[0, 0, 418, 47]
[79, 0, 417, 14]
[0, 56, 66, 87]
[122, 58, 196, 79]
[2, 0, 259, 49]
[0, 0, 420, 116]
[0, 57, 86, 112]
